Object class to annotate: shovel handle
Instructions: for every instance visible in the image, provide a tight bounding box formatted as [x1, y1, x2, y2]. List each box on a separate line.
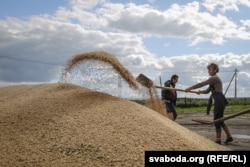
[192, 108, 250, 125]
[155, 85, 199, 94]
[213, 108, 250, 124]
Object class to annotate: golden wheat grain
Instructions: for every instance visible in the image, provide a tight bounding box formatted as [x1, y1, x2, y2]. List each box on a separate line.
[61, 51, 167, 118]
[62, 51, 138, 89]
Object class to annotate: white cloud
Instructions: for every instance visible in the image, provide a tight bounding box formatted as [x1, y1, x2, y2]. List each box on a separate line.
[0, 0, 250, 98]
[91, 1, 250, 45]
[202, 0, 250, 13]
[53, 0, 249, 45]
[154, 53, 250, 98]
[241, 19, 250, 28]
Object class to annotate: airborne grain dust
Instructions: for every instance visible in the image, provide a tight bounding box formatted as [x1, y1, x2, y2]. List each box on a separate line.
[60, 51, 167, 117]
[61, 51, 138, 89]
[135, 73, 167, 117]
[147, 86, 167, 117]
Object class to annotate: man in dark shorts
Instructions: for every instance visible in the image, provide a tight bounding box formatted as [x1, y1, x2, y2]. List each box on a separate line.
[185, 63, 233, 144]
[161, 74, 179, 121]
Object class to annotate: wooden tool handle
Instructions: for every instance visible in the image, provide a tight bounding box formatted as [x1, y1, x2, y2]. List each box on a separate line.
[193, 108, 250, 124]
[155, 85, 199, 94]
[213, 108, 250, 124]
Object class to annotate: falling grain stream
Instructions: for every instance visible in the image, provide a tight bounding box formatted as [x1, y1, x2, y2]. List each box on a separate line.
[61, 51, 167, 117]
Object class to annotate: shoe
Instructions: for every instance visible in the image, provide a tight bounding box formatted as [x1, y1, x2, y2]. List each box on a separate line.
[215, 140, 221, 144]
[224, 137, 233, 143]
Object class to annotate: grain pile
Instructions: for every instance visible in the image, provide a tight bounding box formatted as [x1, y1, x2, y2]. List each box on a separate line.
[0, 83, 230, 167]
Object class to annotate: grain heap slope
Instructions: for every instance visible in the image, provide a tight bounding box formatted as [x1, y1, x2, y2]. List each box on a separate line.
[0, 83, 230, 167]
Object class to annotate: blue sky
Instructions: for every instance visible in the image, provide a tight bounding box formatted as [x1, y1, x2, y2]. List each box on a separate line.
[0, 0, 250, 98]
[0, 0, 67, 18]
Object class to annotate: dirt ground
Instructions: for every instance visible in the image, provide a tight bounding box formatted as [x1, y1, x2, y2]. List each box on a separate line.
[176, 112, 250, 150]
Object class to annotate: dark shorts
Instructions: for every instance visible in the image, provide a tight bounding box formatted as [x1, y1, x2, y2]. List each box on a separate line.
[165, 102, 177, 120]
[212, 92, 226, 131]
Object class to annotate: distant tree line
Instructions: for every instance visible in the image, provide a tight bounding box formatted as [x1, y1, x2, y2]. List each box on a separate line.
[131, 97, 250, 108]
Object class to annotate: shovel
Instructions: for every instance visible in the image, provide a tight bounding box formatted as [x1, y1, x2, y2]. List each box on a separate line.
[192, 108, 250, 124]
[136, 73, 199, 93]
